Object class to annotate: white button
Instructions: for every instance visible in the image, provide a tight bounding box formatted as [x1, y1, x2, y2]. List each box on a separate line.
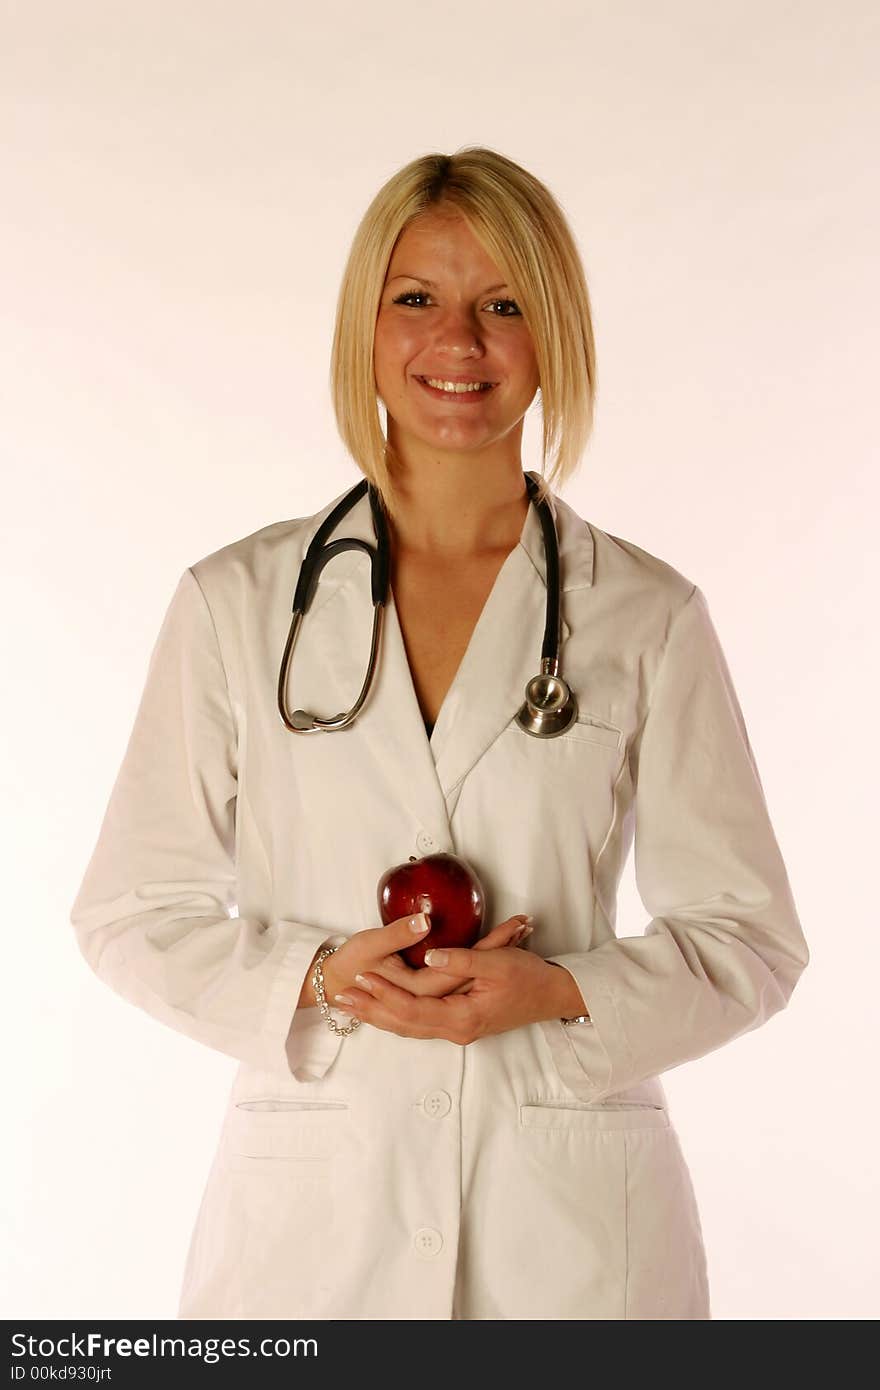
[413, 1227, 443, 1257]
[423, 1089, 452, 1118]
[416, 830, 436, 854]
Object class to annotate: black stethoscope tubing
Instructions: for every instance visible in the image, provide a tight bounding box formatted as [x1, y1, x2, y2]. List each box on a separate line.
[277, 472, 577, 737]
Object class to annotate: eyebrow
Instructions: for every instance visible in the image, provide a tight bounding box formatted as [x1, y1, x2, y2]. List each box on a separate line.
[387, 274, 510, 293]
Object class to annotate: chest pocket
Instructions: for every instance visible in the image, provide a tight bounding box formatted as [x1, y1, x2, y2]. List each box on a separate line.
[454, 709, 627, 872]
[537, 714, 622, 751]
[499, 709, 622, 750]
[497, 709, 624, 774]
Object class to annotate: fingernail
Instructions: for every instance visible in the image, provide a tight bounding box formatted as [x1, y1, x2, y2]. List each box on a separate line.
[354, 974, 373, 991]
[334, 993, 355, 1005]
[410, 913, 431, 933]
[519, 915, 535, 925]
[424, 948, 448, 967]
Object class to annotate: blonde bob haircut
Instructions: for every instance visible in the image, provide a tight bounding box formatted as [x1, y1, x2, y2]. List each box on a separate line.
[329, 146, 597, 527]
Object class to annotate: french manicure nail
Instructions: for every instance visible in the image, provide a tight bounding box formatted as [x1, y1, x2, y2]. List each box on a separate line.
[334, 993, 355, 1005]
[354, 974, 373, 991]
[410, 913, 431, 933]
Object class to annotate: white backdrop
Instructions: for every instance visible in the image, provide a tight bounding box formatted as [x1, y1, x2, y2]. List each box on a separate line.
[2, 0, 876, 1320]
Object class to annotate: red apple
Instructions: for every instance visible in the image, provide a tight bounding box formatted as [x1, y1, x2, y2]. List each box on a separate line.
[377, 852, 486, 968]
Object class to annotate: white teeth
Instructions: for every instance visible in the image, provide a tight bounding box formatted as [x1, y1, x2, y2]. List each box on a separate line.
[423, 378, 492, 393]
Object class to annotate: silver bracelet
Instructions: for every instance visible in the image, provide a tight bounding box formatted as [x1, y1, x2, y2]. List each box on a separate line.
[311, 945, 361, 1037]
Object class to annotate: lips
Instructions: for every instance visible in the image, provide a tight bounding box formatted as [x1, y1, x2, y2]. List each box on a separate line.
[415, 376, 497, 401]
[416, 374, 496, 385]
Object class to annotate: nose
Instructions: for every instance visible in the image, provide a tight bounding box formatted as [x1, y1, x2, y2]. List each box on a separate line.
[430, 301, 487, 356]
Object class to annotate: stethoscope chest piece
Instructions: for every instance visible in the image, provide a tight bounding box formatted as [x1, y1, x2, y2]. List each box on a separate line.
[515, 658, 579, 738]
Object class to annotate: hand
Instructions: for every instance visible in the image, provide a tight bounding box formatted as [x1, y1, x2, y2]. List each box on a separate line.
[310, 912, 435, 1007]
[302, 913, 533, 1009]
[332, 939, 583, 1044]
[370, 913, 535, 999]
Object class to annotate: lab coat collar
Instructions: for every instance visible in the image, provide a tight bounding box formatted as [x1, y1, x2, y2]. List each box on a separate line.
[291, 472, 594, 849]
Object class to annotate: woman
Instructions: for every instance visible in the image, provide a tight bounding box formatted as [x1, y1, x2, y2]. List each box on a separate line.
[71, 147, 809, 1320]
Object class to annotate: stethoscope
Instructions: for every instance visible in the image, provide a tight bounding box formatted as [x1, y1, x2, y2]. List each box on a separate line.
[277, 470, 578, 739]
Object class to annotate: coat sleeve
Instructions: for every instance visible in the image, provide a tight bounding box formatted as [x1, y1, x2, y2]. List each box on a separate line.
[70, 567, 347, 1082]
[538, 583, 809, 1102]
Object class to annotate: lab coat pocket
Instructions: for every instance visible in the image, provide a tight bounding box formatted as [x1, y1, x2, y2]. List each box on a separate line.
[620, 1124, 711, 1319]
[559, 715, 622, 751]
[500, 710, 622, 750]
[519, 1101, 669, 1132]
[515, 1102, 709, 1318]
[481, 710, 625, 865]
[201, 1097, 353, 1318]
[224, 1097, 350, 1172]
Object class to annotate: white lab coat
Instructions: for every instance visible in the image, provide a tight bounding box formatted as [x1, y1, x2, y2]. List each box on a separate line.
[70, 473, 809, 1320]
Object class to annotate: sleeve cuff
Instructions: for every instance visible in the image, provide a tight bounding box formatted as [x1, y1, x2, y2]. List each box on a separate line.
[538, 954, 630, 1102]
[262, 923, 349, 1082]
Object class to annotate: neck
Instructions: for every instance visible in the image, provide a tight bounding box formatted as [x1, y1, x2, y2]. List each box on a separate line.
[385, 461, 531, 560]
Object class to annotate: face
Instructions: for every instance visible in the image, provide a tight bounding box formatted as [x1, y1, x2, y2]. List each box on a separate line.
[373, 208, 540, 470]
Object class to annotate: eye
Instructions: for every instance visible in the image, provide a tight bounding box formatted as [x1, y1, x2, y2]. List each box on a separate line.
[392, 290, 431, 307]
[390, 290, 522, 317]
[487, 298, 522, 317]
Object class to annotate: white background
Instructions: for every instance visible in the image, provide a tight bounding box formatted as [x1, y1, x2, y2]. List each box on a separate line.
[2, 0, 877, 1319]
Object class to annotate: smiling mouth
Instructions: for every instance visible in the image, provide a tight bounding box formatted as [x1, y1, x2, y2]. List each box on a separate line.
[415, 376, 498, 399]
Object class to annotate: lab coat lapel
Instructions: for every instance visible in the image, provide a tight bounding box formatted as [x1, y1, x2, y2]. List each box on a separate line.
[429, 483, 594, 809]
[290, 476, 594, 848]
[290, 484, 454, 852]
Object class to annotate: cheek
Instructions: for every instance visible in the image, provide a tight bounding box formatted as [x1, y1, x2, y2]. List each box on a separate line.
[517, 347, 541, 393]
[492, 335, 539, 393]
[374, 317, 422, 376]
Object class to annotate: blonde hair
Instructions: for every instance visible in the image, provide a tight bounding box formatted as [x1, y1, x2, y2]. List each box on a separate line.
[329, 146, 597, 526]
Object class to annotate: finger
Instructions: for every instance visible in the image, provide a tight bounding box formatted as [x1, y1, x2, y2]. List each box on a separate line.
[501, 923, 534, 950]
[334, 973, 450, 1037]
[371, 958, 437, 995]
[374, 957, 473, 998]
[370, 961, 413, 991]
[474, 915, 534, 950]
[367, 911, 432, 961]
[373, 952, 412, 978]
[424, 945, 502, 977]
[474, 921, 515, 948]
[447, 978, 474, 994]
